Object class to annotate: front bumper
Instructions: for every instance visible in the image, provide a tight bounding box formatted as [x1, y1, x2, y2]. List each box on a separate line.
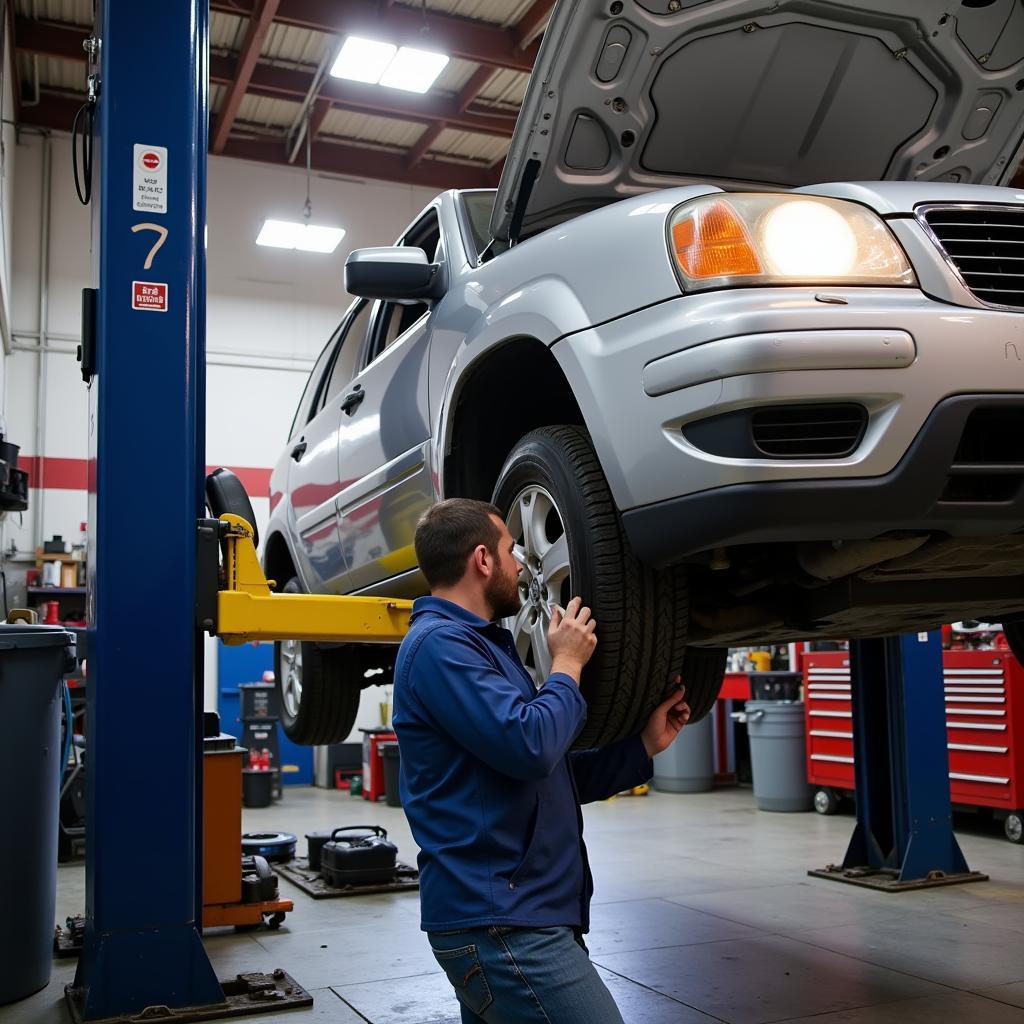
[552, 287, 1024, 561]
[620, 393, 1024, 567]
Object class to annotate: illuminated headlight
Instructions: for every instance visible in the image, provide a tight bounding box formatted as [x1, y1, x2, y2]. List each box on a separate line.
[668, 194, 916, 290]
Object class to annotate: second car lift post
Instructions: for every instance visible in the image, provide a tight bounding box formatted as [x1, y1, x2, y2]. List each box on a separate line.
[810, 631, 987, 891]
[73, 1, 984, 1018]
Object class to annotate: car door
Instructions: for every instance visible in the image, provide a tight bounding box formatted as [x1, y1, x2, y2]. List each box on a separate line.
[286, 300, 372, 593]
[335, 211, 440, 595]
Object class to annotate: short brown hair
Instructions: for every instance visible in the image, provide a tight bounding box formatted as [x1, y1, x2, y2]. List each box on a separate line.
[415, 498, 504, 589]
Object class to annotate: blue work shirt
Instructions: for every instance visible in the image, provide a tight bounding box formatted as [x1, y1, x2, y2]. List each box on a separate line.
[392, 596, 653, 933]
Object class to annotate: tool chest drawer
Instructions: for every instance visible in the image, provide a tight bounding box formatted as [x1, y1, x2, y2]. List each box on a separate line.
[803, 649, 1023, 811]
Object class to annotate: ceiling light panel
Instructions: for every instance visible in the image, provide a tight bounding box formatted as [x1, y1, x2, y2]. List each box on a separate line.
[330, 36, 398, 83]
[256, 219, 346, 254]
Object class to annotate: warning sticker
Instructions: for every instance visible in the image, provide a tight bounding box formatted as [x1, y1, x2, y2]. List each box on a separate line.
[132, 281, 168, 312]
[133, 144, 167, 214]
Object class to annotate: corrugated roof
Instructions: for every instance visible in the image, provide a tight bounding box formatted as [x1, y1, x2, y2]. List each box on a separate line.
[211, 11, 246, 53]
[434, 126, 508, 164]
[262, 23, 332, 66]
[13, 0, 540, 185]
[17, 53, 84, 94]
[14, 0, 90, 25]
[476, 67, 529, 108]
[392, 0, 541, 28]
[321, 109, 425, 149]
[237, 93, 304, 131]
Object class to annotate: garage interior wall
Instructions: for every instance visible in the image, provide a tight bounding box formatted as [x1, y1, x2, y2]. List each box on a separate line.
[3, 129, 436, 728]
[0, 19, 16, 424]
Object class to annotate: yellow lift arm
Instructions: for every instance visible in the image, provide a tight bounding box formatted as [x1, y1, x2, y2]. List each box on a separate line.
[197, 513, 412, 646]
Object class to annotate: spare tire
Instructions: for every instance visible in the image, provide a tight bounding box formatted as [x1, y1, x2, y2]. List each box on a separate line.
[492, 425, 724, 747]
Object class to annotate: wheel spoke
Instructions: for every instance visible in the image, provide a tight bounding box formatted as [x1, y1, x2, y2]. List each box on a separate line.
[518, 492, 537, 559]
[530, 616, 552, 681]
[540, 533, 570, 588]
[526, 490, 554, 560]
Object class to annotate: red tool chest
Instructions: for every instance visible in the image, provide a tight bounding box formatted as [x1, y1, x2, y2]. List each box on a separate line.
[804, 649, 1024, 821]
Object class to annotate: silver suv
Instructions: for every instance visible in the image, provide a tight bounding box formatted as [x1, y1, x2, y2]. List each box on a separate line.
[264, 0, 1024, 747]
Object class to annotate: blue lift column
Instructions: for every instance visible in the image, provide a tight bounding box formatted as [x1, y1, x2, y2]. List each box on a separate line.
[811, 632, 988, 892]
[69, 1, 224, 1017]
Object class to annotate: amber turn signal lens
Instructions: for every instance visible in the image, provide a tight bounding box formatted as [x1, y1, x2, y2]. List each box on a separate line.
[672, 200, 763, 279]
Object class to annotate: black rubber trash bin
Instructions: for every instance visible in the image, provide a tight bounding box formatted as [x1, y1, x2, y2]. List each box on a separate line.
[381, 742, 402, 808]
[0, 623, 75, 1005]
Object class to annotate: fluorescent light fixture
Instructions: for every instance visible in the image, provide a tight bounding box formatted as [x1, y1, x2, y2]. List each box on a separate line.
[330, 36, 397, 83]
[256, 219, 346, 254]
[330, 35, 449, 93]
[379, 46, 449, 93]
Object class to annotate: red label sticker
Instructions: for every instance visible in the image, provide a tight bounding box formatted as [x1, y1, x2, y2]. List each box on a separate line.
[141, 151, 161, 170]
[132, 281, 168, 312]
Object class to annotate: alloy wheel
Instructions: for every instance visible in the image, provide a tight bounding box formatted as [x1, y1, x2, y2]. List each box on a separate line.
[279, 638, 303, 718]
[502, 484, 572, 687]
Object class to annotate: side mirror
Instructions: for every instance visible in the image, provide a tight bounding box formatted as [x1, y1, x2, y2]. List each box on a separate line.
[344, 247, 445, 303]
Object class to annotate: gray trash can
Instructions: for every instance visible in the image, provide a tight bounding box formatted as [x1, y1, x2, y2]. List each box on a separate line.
[0, 623, 76, 1004]
[742, 700, 812, 812]
[381, 742, 402, 807]
[653, 713, 714, 793]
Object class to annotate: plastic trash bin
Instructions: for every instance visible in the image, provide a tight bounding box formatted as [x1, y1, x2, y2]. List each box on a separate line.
[381, 742, 402, 808]
[0, 623, 76, 1004]
[737, 700, 812, 812]
[653, 713, 714, 792]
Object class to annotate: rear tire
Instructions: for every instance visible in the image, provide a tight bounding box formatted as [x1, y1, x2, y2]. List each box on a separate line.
[493, 426, 726, 747]
[274, 577, 362, 745]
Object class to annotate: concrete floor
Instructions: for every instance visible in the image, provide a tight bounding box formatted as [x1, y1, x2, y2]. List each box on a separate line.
[8, 785, 1024, 1024]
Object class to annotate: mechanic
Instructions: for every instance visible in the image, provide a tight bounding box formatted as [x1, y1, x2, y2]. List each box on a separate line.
[393, 498, 691, 1024]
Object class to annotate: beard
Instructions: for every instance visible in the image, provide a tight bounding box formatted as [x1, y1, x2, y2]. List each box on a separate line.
[486, 560, 522, 620]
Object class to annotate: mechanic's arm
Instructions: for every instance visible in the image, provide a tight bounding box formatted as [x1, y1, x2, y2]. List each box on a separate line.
[411, 601, 597, 779]
[570, 682, 690, 803]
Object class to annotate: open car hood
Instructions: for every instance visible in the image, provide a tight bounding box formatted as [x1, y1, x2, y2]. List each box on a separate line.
[490, 0, 1024, 244]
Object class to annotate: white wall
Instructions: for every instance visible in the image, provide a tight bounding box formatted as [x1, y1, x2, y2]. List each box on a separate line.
[0, 19, 16, 372]
[7, 131, 438, 723]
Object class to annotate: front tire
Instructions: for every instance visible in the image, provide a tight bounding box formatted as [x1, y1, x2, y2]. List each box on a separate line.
[274, 577, 362, 745]
[493, 426, 723, 747]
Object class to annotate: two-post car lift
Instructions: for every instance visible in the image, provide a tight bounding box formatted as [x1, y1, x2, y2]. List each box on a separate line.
[70, 1, 984, 1019]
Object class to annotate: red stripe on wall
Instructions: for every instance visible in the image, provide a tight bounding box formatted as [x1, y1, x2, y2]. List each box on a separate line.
[19, 456, 272, 498]
[21, 456, 89, 491]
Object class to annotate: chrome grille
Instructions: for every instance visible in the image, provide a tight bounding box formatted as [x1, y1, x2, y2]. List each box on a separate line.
[921, 204, 1024, 311]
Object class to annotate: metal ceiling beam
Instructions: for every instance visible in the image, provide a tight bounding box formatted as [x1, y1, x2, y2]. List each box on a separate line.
[209, 0, 540, 73]
[19, 92, 494, 190]
[210, 0, 281, 154]
[513, 0, 556, 50]
[15, 17, 517, 139]
[224, 135, 494, 190]
[307, 96, 332, 141]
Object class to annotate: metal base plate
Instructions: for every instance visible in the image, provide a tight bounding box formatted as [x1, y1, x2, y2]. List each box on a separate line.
[809, 864, 989, 892]
[274, 856, 419, 899]
[65, 971, 313, 1023]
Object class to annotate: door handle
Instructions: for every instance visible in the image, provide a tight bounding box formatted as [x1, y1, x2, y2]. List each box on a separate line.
[341, 384, 365, 416]
[290, 439, 307, 462]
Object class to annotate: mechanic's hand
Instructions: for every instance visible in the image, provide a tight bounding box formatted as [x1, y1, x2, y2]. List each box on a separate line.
[641, 676, 691, 757]
[548, 597, 597, 683]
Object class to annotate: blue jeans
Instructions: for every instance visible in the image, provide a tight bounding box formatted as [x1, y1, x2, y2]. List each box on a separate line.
[426, 926, 624, 1024]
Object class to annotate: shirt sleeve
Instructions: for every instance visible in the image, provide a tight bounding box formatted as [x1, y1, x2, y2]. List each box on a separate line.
[408, 627, 588, 780]
[569, 734, 653, 803]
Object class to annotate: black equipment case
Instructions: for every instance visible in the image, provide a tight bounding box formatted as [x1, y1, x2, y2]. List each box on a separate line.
[320, 826, 398, 886]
